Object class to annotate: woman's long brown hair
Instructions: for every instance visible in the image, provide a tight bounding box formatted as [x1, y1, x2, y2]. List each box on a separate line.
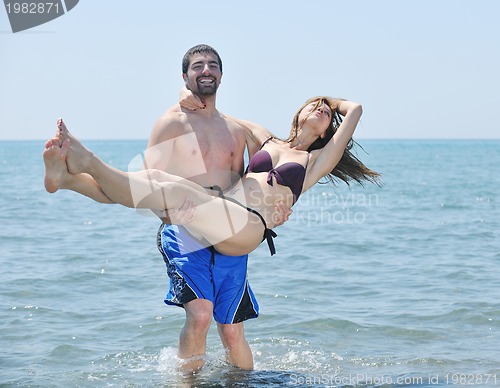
[287, 96, 381, 185]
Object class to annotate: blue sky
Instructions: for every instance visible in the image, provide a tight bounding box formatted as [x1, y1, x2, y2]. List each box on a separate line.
[1, 0, 499, 140]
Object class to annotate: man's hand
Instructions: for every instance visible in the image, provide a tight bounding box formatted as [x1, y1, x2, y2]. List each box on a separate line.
[155, 196, 197, 225]
[179, 87, 205, 111]
[273, 200, 293, 226]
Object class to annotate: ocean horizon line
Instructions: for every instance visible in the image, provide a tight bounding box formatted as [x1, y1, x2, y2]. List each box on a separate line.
[1, 137, 500, 142]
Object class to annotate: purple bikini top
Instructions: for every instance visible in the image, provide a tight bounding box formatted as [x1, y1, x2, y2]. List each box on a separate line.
[246, 137, 308, 204]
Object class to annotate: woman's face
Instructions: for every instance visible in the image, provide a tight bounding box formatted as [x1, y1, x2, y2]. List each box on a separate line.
[298, 101, 332, 135]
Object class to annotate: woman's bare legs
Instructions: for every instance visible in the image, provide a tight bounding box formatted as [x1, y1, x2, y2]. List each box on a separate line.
[57, 119, 162, 209]
[43, 120, 204, 223]
[44, 121, 188, 206]
[56, 119, 264, 255]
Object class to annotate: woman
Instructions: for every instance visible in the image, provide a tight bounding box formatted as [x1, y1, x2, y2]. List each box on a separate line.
[43, 97, 379, 256]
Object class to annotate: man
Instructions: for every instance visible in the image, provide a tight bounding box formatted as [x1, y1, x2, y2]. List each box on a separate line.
[146, 44, 289, 372]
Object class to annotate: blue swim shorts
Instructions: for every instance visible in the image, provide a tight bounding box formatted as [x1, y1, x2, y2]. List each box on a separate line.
[157, 224, 259, 324]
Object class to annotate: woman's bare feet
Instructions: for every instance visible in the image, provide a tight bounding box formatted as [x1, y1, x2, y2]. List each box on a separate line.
[57, 118, 93, 174]
[43, 136, 70, 193]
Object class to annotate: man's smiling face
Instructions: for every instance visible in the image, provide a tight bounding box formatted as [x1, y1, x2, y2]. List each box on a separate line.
[183, 52, 222, 96]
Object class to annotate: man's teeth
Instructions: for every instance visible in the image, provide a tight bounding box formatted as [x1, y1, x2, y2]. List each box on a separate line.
[199, 78, 213, 83]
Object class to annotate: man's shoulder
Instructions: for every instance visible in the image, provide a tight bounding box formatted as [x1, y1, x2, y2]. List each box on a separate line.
[155, 108, 190, 131]
[220, 112, 244, 131]
[222, 114, 272, 145]
[159, 106, 189, 124]
[148, 107, 191, 147]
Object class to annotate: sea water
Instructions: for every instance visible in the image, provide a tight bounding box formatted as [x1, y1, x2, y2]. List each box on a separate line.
[0, 140, 499, 387]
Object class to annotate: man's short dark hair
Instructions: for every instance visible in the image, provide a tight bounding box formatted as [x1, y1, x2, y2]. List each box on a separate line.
[182, 44, 223, 75]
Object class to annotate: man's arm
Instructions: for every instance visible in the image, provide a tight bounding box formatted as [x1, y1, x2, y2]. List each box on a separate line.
[145, 109, 196, 224]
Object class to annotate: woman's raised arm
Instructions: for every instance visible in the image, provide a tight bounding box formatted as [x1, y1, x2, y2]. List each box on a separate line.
[302, 100, 363, 190]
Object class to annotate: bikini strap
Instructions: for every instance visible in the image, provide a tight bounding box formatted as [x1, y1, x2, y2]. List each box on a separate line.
[259, 136, 274, 150]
